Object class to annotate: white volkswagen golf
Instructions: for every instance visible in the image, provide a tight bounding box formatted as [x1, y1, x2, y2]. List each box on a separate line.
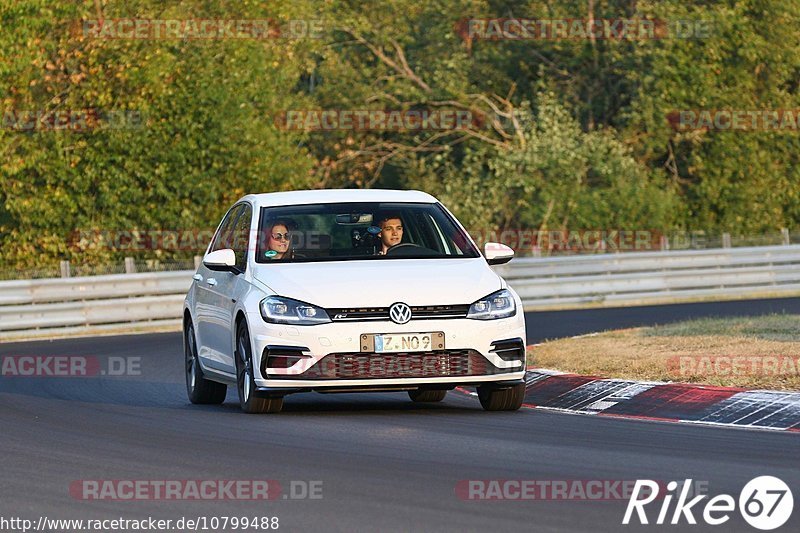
[183, 189, 527, 413]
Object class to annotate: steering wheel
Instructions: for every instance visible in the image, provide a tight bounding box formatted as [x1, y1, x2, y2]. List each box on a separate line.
[385, 243, 438, 257]
[385, 243, 421, 256]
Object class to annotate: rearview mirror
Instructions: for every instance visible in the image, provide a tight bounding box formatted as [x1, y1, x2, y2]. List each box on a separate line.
[484, 242, 514, 265]
[335, 213, 373, 225]
[203, 248, 239, 273]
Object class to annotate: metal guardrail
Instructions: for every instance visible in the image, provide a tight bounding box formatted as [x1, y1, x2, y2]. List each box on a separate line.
[494, 244, 800, 309]
[0, 272, 192, 339]
[2, 244, 800, 340]
[0, 271, 191, 306]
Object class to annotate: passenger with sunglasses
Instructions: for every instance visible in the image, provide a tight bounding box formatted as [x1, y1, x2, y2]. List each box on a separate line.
[264, 220, 294, 260]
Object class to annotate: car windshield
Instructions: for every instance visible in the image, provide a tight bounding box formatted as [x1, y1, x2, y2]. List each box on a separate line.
[255, 202, 480, 263]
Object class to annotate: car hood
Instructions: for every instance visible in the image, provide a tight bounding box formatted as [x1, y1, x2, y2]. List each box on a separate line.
[251, 258, 501, 308]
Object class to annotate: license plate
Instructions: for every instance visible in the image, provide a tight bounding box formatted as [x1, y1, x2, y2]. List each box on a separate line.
[361, 332, 445, 353]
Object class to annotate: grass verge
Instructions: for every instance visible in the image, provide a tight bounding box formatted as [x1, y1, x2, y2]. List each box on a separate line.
[527, 314, 800, 390]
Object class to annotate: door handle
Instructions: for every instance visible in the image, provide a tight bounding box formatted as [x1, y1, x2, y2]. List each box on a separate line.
[206, 278, 217, 286]
[193, 274, 203, 282]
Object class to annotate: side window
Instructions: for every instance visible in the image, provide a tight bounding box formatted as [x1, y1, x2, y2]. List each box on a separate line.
[209, 205, 242, 253]
[231, 204, 252, 271]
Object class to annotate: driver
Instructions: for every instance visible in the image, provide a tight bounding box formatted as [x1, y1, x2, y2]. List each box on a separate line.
[377, 214, 404, 255]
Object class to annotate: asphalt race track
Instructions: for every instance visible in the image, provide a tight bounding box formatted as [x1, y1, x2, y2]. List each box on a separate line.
[1, 298, 799, 532]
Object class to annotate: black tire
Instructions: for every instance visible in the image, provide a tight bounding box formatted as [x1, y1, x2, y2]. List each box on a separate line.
[236, 322, 284, 414]
[477, 383, 525, 411]
[408, 389, 447, 402]
[185, 322, 227, 405]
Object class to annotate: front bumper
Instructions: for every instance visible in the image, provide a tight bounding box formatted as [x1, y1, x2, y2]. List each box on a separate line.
[247, 311, 526, 390]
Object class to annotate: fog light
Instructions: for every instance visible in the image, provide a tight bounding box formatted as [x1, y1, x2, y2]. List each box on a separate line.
[267, 355, 305, 368]
[261, 346, 311, 376]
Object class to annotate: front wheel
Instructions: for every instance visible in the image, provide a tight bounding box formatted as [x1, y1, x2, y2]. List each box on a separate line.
[236, 322, 283, 414]
[477, 383, 525, 411]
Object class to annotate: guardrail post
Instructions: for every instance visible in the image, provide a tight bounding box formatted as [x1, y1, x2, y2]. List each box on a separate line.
[781, 228, 790, 245]
[124, 257, 136, 274]
[194, 255, 202, 269]
[722, 233, 731, 248]
[59, 260, 71, 278]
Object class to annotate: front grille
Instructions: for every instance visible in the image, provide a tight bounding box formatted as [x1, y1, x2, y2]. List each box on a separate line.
[326, 304, 469, 322]
[412, 304, 470, 319]
[278, 350, 512, 380]
[327, 307, 387, 321]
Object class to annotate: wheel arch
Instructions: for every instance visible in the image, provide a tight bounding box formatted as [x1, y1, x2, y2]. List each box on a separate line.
[235, 309, 247, 331]
[233, 310, 250, 361]
[183, 308, 193, 331]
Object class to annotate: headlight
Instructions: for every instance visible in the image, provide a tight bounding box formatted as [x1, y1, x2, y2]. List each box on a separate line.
[260, 296, 331, 325]
[467, 289, 516, 320]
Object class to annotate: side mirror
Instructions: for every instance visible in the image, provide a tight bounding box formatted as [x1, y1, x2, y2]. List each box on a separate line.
[203, 249, 239, 273]
[484, 242, 514, 265]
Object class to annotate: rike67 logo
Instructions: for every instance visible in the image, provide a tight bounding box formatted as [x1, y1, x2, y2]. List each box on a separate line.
[624, 476, 793, 530]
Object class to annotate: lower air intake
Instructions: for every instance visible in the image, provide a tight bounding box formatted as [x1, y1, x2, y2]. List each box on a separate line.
[282, 350, 512, 380]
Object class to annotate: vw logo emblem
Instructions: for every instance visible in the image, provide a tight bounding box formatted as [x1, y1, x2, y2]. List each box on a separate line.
[389, 302, 412, 324]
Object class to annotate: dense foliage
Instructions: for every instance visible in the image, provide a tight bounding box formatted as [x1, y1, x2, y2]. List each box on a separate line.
[1, 0, 798, 266]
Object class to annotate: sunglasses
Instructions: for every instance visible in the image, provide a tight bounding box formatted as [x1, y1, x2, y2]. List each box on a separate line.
[271, 232, 291, 241]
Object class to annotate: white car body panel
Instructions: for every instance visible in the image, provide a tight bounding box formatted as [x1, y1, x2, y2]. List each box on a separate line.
[184, 189, 527, 395]
[249, 258, 501, 309]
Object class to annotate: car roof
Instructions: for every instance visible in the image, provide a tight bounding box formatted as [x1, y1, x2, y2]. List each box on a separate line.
[240, 189, 438, 208]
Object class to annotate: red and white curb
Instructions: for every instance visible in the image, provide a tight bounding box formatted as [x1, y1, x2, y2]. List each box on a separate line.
[460, 369, 800, 432]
